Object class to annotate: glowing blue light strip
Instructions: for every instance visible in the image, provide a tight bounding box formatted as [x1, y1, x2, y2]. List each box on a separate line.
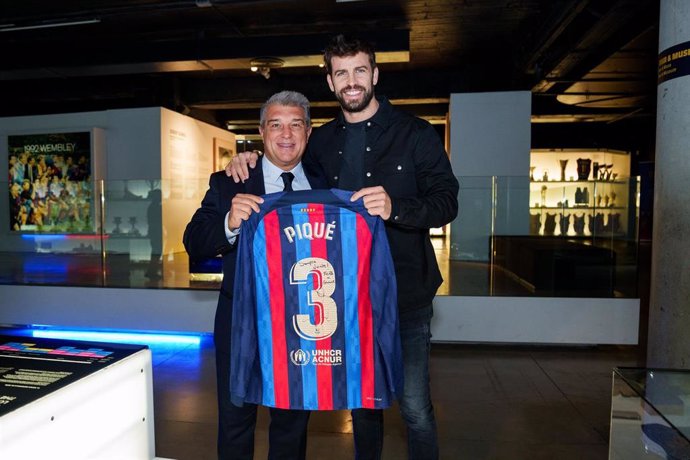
[31, 329, 201, 346]
[21, 234, 67, 241]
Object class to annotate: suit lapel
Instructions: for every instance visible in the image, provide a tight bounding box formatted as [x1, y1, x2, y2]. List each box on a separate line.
[306, 167, 328, 190]
[243, 157, 266, 195]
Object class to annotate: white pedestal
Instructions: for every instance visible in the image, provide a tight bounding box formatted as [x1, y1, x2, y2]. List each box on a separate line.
[0, 337, 158, 460]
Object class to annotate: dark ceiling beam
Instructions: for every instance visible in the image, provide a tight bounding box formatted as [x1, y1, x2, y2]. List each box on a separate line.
[526, 0, 658, 94]
[517, 0, 590, 77]
[0, 30, 410, 79]
[0, 0, 296, 28]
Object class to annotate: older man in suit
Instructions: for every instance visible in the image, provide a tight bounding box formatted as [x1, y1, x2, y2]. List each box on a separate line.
[184, 90, 327, 460]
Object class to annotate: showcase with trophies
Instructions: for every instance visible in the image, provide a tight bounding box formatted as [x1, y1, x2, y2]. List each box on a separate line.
[529, 149, 636, 238]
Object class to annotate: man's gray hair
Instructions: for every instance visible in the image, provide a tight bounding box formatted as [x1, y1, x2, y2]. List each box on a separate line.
[259, 90, 311, 127]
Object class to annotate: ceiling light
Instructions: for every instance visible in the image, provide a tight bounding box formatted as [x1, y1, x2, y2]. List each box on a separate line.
[249, 57, 284, 80]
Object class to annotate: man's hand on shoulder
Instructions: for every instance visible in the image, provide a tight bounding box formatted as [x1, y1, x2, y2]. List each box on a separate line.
[228, 193, 264, 231]
[226, 150, 261, 183]
[351, 186, 392, 221]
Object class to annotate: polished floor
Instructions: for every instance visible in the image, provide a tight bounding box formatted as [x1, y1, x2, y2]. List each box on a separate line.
[150, 337, 643, 460]
[0, 234, 649, 459]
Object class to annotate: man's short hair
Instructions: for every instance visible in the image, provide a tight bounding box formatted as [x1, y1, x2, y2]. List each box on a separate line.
[259, 90, 311, 127]
[323, 34, 377, 75]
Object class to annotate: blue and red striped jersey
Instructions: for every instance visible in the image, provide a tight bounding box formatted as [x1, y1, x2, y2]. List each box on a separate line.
[229, 188, 402, 410]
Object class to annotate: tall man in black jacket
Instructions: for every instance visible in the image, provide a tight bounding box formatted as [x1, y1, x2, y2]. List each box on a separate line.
[228, 35, 459, 460]
[184, 91, 327, 459]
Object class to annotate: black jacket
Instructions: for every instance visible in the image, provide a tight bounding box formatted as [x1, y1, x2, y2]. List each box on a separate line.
[183, 157, 328, 351]
[303, 97, 459, 313]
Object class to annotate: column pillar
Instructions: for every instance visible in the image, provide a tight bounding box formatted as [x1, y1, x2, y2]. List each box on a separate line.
[647, 0, 690, 367]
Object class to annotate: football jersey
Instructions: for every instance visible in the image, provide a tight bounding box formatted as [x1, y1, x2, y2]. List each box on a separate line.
[229, 188, 402, 410]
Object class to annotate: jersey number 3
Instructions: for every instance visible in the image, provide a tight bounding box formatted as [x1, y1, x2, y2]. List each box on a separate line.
[289, 257, 338, 341]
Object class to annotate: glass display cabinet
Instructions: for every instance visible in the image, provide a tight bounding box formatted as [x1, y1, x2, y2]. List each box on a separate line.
[529, 149, 634, 238]
[610, 368, 690, 459]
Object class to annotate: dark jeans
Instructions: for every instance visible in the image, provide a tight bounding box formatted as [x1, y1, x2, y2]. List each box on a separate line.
[216, 349, 310, 460]
[352, 305, 439, 459]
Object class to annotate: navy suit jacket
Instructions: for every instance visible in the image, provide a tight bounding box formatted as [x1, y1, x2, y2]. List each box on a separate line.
[183, 157, 327, 352]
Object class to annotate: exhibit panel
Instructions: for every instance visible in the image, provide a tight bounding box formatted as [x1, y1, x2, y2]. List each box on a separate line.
[0, 335, 157, 460]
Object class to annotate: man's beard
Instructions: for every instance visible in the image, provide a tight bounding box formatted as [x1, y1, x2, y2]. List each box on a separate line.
[336, 84, 375, 113]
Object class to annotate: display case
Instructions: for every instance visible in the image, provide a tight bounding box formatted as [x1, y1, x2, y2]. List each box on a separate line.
[529, 149, 633, 237]
[610, 368, 690, 459]
[0, 335, 156, 459]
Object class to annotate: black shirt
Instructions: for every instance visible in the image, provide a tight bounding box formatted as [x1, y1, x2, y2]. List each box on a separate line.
[303, 96, 459, 313]
[338, 119, 367, 190]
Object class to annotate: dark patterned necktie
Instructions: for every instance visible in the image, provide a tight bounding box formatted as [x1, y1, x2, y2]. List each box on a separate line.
[280, 172, 294, 191]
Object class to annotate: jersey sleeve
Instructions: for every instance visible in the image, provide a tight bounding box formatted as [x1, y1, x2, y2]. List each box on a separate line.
[368, 216, 404, 399]
[229, 219, 260, 406]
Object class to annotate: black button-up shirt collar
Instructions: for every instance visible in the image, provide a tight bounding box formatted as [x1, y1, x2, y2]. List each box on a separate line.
[333, 95, 393, 131]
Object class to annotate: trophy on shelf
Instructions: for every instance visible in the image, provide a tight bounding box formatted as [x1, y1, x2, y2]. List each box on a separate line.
[592, 162, 599, 180]
[573, 214, 586, 235]
[543, 213, 557, 236]
[575, 187, 590, 206]
[559, 159, 568, 181]
[129, 216, 140, 236]
[606, 165, 614, 180]
[559, 213, 570, 235]
[610, 191, 617, 206]
[540, 185, 548, 207]
[590, 213, 606, 234]
[530, 213, 541, 235]
[608, 213, 622, 233]
[530, 166, 536, 181]
[599, 164, 613, 181]
[576, 158, 592, 180]
[113, 216, 122, 234]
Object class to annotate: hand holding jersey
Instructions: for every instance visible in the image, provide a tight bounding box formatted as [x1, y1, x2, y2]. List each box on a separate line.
[350, 186, 392, 220]
[227, 193, 263, 232]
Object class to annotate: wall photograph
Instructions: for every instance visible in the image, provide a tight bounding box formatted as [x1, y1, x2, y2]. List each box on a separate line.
[8, 132, 93, 233]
